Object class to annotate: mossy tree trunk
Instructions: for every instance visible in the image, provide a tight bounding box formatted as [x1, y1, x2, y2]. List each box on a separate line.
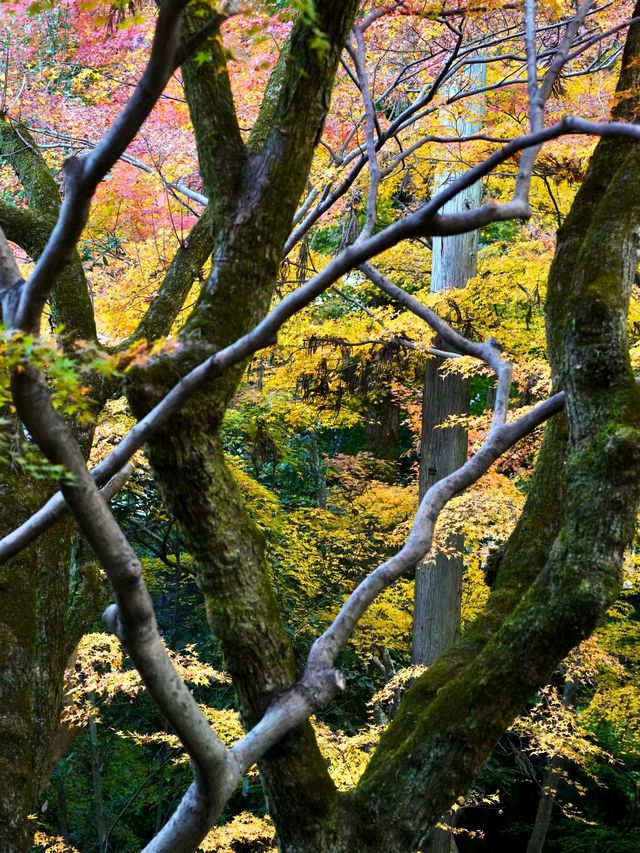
[335, 12, 640, 850]
[0, 119, 103, 851]
[127, 4, 360, 849]
[6, 5, 640, 852]
[125, 7, 640, 851]
[0, 475, 72, 850]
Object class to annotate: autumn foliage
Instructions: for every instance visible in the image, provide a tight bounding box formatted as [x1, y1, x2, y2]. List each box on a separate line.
[0, 1, 639, 851]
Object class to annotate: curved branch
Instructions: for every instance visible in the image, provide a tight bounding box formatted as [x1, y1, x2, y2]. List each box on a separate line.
[11, 366, 239, 852]
[0, 124, 97, 340]
[232, 387, 564, 770]
[153, 276, 566, 836]
[4, 114, 640, 560]
[0, 119, 61, 217]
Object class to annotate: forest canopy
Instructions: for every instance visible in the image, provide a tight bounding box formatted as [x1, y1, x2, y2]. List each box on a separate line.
[0, 1, 640, 851]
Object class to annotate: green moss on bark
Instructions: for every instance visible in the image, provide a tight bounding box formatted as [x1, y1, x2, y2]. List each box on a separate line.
[341, 14, 640, 849]
[0, 471, 80, 852]
[127, 6, 361, 847]
[0, 119, 96, 341]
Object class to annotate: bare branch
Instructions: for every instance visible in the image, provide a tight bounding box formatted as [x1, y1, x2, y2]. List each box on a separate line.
[25, 124, 209, 209]
[4, 114, 640, 561]
[515, 1, 594, 206]
[290, 1, 618, 259]
[304, 394, 562, 674]
[525, 0, 541, 133]
[11, 366, 239, 852]
[349, 26, 381, 240]
[232, 285, 563, 774]
[125, 271, 565, 828]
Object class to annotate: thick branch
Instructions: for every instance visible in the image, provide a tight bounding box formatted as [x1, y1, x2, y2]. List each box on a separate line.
[180, 4, 246, 227]
[0, 122, 97, 340]
[0, 225, 21, 289]
[0, 119, 61, 217]
[232, 388, 564, 773]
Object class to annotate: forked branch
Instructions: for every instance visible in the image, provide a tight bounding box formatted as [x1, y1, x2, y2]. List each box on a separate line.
[222, 267, 565, 770]
[148, 265, 565, 845]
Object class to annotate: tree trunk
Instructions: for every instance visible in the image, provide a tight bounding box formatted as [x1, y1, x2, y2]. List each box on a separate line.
[126, 7, 361, 849]
[88, 704, 107, 853]
[413, 358, 470, 666]
[0, 118, 107, 850]
[344, 17, 640, 847]
[309, 430, 327, 509]
[412, 62, 486, 853]
[526, 756, 563, 853]
[526, 677, 575, 853]
[413, 62, 486, 665]
[0, 460, 88, 851]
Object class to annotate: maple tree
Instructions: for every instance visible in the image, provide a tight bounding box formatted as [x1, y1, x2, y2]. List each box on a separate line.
[1, 0, 640, 851]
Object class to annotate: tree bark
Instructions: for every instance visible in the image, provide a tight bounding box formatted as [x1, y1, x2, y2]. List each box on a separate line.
[309, 430, 327, 509]
[413, 358, 469, 666]
[0, 111, 211, 849]
[526, 755, 563, 853]
[88, 703, 107, 853]
[415, 64, 485, 853]
[0, 120, 101, 852]
[0, 472, 79, 851]
[5, 6, 640, 852]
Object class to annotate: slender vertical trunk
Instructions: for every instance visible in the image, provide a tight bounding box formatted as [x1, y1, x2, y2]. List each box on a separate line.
[423, 826, 461, 853]
[309, 431, 327, 509]
[88, 704, 107, 853]
[55, 773, 70, 840]
[526, 677, 575, 853]
[413, 63, 486, 853]
[413, 62, 486, 667]
[526, 757, 563, 853]
[423, 822, 454, 853]
[413, 359, 469, 665]
[154, 756, 166, 836]
[169, 551, 182, 650]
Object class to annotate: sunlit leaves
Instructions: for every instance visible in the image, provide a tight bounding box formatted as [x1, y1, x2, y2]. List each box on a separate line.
[32, 831, 79, 853]
[199, 811, 276, 852]
[61, 632, 229, 728]
[0, 329, 117, 478]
